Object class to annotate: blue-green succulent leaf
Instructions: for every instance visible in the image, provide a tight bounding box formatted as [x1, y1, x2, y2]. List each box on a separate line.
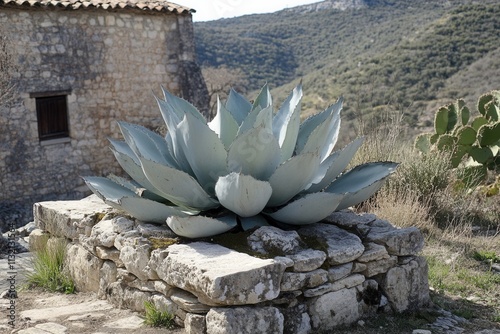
[273, 83, 302, 162]
[167, 215, 237, 239]
[215, 172, 273, 217]
[240, 215, 270, 231]
[296, 98, 343, 154]
[139, 157, 219, 210]
[107, 174, 165, 202]
[161, 86, 206, 123]
[266, 192, 344, 225]
[306, 137, 365, 193]
[109, 139, 170, 197]
[237, 105, 272, 135]
[267, 152, 321, 207]
[117, 121, 177, 167]
[83, 176, 137, 204]
[226, 88, 252, 125]
[119, 197, 197, 223]
[177, 112, 228, 194]
[252, 83, 272, 111]
[326, 162, 399, 210]
[208, 96, 239, 149]
[227, 126, 282, 180]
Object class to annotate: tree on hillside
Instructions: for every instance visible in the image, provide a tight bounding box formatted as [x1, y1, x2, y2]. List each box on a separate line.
[202, 65, 248, 119]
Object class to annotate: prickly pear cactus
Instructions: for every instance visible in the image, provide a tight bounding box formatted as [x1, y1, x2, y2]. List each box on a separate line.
[415, 91, 500, 182]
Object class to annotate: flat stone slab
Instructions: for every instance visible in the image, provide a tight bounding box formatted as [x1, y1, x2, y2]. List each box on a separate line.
[20, 300, 114, 321]
[206, 306, 284, 334]
[298, 224, 364, 265]
[159, 242, 285, 306]
[103, 315, 145, 329]
[34, 195, 111, 240]
[366, 220, 424, 256]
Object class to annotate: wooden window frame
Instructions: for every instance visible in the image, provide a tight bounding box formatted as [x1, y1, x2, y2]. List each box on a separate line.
[31, 90, 71, 141]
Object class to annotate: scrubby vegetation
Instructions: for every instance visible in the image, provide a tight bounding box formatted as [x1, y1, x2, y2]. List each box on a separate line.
[350, 100, 499, 330]
[143, 301, 175, 328]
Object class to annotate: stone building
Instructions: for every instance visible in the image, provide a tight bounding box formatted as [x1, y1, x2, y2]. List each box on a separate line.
[0, 0, 209, 229]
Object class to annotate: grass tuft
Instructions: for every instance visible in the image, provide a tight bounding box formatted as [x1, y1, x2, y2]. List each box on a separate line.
[143, 301, 175, 328]
[26, 238, 75, 294]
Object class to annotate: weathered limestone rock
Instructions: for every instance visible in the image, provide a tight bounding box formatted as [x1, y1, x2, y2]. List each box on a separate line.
[248, 226, 302, 255]
[98, 260, 117, 299]
[206, 307, 284, 334]
[308, 288, 359, 330]
[65, 243, 102, 292]
[170, 288, 211, 314]
[119, 241, 152, 281]
[378, 256, 430, 312]
[298, 223, 364, 264]
[362, 256, 398, 277]
[366, 220, 424, 256]
[28, 228, 49, 251]
[282, 304, 312, 334]
[111, 217, 135, 234]
[280, 269, 328, 292]
[95, 246, 123, 267]
[325, 210, 376, 230]
[357, 279, 381, 315]
[153, 280, 174, 297]
[136, 221, 176, 238]
[150, 293, 178, 314]
[288, 249, 327, 272]
[185, 313, 207, 334]
[106, 282, 151, 312]
[327, 263, 353, 281]
[352, 262, 367, 273]
[113, 230, 141, 250]
[303, 274, 364, 297]
[357, 242, 389, 262]
[159, 242, 285, 305]
[90, 219, 117, 248]
[34, 197, 110, 240]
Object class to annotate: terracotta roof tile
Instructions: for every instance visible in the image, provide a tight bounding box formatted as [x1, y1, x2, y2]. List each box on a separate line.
[0, 0, 194, 14]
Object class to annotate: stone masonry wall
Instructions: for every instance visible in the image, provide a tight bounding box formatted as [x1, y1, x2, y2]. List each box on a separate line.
[0, 5, 207, 228]
[31, 196, 431, 333]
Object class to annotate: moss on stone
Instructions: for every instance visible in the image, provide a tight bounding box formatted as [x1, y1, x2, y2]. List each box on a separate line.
[149, 237, 179, 250]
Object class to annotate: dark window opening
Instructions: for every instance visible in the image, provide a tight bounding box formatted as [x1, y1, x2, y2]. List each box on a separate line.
[35, 95, 69, 141]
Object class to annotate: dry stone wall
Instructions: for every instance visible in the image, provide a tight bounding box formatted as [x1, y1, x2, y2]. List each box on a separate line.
[31, 196, 431, 333]
[0, 5, 208, 229]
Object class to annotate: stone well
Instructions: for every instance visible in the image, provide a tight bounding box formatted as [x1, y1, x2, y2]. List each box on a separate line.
[30, 195, 430, 334]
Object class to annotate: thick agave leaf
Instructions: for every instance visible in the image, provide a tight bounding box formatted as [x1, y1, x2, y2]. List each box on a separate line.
[156, 98, 194, 175]
[299, 103, 341, 162]
[295, 98, 343, 155]
[237, 105, 272, 135]
[208, 97, 239, 149]
[227, 126, 282, 180]
[109, 139, 167, 198]
[83, 176, 137, 204]
[161, 86, 206, 123]
[139, 157, 219, 210]
[272, 83, 303, 162]
[119, 197, 197, 223]
[240, 215, 270, 231]
[107, 174, 164, 202]
[267, 152, 321, 207]
[252, 83, 272, 111]
[167, 215, 237, 239]
[118, 121, 177, 167]
[177, 112, 228, 193]
[306, 137, 365, 193]
[266, 192, 344, 225]
[226, 88, 252, 125]
[325, 162, 399, 210]
[215, 172, 273, 217]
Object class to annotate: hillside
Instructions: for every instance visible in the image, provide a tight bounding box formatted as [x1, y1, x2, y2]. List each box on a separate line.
[194, 0, 500, 142]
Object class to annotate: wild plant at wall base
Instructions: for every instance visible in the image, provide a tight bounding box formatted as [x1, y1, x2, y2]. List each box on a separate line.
[83, 84, 397, 238]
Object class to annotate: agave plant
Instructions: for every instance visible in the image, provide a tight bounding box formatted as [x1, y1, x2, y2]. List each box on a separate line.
[83, 84, 397, 238]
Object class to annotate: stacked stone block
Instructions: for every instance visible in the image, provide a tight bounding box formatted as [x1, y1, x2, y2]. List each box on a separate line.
[31, 196, 430, 333]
